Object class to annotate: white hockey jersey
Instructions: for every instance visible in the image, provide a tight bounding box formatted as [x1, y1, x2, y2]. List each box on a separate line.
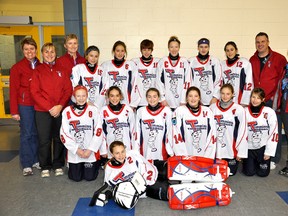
[104, 150, 158, 187]
[210, 102, 248, 159]
[135, 105, 173, 160]
[189, 56, 222, 105]
[100, 104, 135, 157]
[60, 105, 104, 163]
[221, 57, 254, 106]
[156, 56, 192, 109]
[101, 60, 137, 105]
[245, 106, 278, 156]
[71, 63, 106, 108]
[172, 105, 217, 159]
[130, 57, 160, 107]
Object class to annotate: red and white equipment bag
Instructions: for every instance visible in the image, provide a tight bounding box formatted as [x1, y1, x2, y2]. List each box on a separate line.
[168, 183, 233, 209]
[167, 156, 230, 182]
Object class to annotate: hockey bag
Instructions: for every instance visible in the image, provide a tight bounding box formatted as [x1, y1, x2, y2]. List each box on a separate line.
[168, 182, 233, 209]
[112, 172, 147, 209]
[167, 156, 230, 182]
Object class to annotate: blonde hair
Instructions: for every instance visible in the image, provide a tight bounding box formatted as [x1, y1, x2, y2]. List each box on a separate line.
[41, 42, 56, 53]
[64, 33, 78, 44]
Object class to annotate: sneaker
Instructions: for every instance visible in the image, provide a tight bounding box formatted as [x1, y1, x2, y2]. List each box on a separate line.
[32, 162, 41, 170]
[55, 168, 64, 176]
[279, 167, 288, 177]
[23, 167, 33, 176]
[270, 162, 276, 170]
[41, 170, 50, 178]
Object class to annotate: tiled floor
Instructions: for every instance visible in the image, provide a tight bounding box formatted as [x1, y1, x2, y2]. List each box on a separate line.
[0, 123, 287, 216]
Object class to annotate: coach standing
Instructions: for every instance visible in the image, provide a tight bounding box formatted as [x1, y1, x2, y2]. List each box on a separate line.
[250, 32, 287, 169]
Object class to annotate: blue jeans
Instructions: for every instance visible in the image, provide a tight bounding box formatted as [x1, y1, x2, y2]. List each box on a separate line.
[18, 105, 39, 168]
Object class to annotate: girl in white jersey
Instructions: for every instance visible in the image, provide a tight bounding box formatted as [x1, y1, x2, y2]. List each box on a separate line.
[189, 38, 222, 106]
[221, 41, 254, 106]
[71, 46, 106, 108]
[60, 86, 103, 181]
[100, 86, 135, 159]
[135, 88, 173, 160]
[242, 88, 278, 177]
[130, 39, 160, 108]
[156, 36, 191, 110]
[101, 41, 137, 105]
[105, 141, 169, 201]
[173, 86, 217, 159]
[209, 84, 248, 175]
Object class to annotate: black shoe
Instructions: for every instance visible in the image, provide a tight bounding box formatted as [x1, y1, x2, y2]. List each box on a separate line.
[279, 167, 288, 177]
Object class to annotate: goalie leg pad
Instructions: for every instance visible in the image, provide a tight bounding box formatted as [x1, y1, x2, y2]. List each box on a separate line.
[146, 180, 169, 201]
[168, 183, 233, 210]
[167, 156, 230, 182]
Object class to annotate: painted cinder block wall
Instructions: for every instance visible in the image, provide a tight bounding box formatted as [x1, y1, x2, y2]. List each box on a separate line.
[86, 0, 288, 63]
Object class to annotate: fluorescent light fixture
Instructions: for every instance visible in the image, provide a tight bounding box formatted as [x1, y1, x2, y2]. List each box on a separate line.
[0, 16, 33, 25]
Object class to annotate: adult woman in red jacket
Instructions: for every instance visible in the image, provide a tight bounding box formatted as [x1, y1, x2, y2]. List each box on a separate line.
[31, 42, 72, 178]
[9, 37, 41, 176]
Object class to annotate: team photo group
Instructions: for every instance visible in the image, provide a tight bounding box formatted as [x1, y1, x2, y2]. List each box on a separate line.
[9, 31, 288, 208]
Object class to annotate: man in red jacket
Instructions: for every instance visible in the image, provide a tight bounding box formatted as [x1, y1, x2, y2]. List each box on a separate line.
[250, 32, 287, 169]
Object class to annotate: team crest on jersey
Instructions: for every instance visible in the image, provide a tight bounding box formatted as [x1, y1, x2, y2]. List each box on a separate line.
[194, 67, 212, 94]
[107, 118, 128, 142]
[223, 70, 239, 87]
[108, 71, 127, 89]
[143, 119, 164, 152]
[247, 121, 269, 148]
[112, 171, 136, 184]
[138, 69, 156, 91]
[185, 120, 206, 152]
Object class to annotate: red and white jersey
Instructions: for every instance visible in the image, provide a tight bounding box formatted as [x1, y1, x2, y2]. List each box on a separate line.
[221, 57, 254, 106]
[156, 56, 192, 109]
[101, 60, 137, 105]
[210, 102, 248, 159]
[245, 106, 278, 156]
[172, 105, 217, 159]
[135, 106, 173, 160]
[100, 104, 135, 157]
[189, 56, 222, 105]
[60, 105, 104, 163]
[71, 63, 106, 108]
[104, 150, 158, 187]
[130, 57, 160, 107]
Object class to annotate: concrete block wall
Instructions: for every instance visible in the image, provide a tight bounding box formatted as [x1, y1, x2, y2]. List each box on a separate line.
[86, 0, 288, 63]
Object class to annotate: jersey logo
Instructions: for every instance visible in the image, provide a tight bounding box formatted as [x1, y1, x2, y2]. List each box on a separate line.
[69, 120, 80, 132]
[84, 77, 93, 87]
[247, 121, 257, 132]
[214, 115, 223, 124]
[108, 71, 119, 80]
[193, 67, 205, 77]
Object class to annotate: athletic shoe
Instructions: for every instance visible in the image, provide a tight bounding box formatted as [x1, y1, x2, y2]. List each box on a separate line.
[32, 162, 41, 170]
[279, 167, 288, 177]
[55, 168, 64, 176]
[41, 170, 50, 178]
[270, 162, 276, 170]
[23, 167, 33, 176]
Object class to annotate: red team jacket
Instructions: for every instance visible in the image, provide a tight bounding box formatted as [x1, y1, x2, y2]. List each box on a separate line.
[250, 48, 287, 106]
[30, 61, 72, 112]
[9, 57, 40, 114]
[57, 52, 86, 77]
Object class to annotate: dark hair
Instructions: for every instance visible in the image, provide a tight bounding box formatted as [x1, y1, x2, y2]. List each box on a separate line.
[112, 40, 127, 57]
[140, 39, 154, 51]
[224, 41, 238, 51]
[168, 36, 181, 48]
[106, 86, 123, 98]
[220, 83, 234, 94]
[251, 88, 265, 100]
[109, 141, 125, 154]
[186, 86, 201, 99]
[21, 37, 37, 50]
[84, 45, 100, 57]
[146, 88, 160, 98]
[198, 38, 210, 46]
[255, 32, 269, 40]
